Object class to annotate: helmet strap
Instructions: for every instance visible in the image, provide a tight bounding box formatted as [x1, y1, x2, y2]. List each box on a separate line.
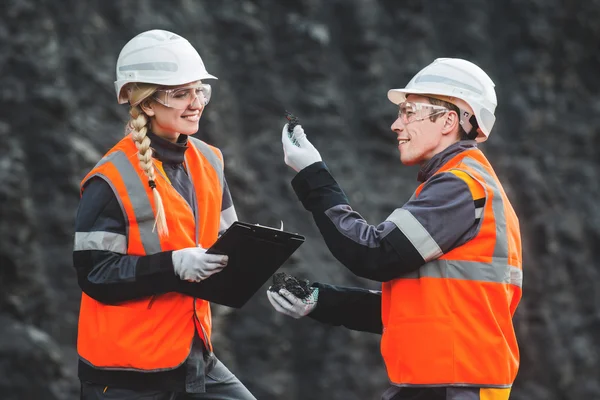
[458, 109, 479, 140]
[465, 114, 479, 140]
[425, 94, 479, 140]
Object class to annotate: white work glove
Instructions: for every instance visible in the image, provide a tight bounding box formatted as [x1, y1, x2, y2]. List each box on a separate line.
[267, 287, 319, 319]
[282, 123, 322, 172]
[172, 247, 228, 282]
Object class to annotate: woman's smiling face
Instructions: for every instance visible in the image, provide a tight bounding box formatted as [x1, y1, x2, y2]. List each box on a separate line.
[142, 81, 208, 142]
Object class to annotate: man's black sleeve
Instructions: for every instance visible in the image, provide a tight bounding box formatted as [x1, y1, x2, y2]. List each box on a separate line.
[308, 282, 382, 334]
[291, 162, 482, 282]
[291, 162, 425, 282]
[73, 177, 180, 304]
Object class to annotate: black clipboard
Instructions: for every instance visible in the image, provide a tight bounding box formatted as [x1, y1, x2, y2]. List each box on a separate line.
[176, 221, 305, 308]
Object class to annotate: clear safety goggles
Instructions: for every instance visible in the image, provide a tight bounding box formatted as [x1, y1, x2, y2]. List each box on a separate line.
[153, 83, 212, 109]
[397, 101, 449, 125]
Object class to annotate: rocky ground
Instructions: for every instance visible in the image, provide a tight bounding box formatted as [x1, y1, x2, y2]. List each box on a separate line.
[1, 0, 599, 399]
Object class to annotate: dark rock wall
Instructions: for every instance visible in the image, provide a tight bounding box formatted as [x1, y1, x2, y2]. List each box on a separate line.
[1, 0, 599, 399]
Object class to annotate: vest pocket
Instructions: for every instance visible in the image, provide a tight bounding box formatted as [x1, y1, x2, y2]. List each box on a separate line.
[382, 316, 454, 384]
[84, 302, 161, 369]
[99, 303, 158, 344]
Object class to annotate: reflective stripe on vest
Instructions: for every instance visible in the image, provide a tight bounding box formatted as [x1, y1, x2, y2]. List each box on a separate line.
[400, 259, 522, 287]
[380, 149, 522, 388]
[463, 157, 508, 260]
[76, 135, 224, 372]
[84, 150, 162, 254]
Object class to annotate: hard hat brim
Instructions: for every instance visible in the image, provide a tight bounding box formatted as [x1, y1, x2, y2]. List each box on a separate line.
[387, 88, 434, 105]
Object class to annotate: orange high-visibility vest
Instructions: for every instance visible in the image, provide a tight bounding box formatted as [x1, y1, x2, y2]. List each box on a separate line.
[381, 148, 523, 387]
[76, 134, 224, 371]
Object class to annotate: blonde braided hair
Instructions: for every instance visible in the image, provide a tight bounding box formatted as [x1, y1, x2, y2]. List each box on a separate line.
[125, 84, 169, 237]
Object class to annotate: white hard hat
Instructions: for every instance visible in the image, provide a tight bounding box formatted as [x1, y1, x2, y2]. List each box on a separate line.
[114, 29, 217, 104]
[388, 58, 497, 141]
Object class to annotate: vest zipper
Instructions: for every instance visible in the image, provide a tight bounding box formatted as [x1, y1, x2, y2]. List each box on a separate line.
[193, 298, 212, 355]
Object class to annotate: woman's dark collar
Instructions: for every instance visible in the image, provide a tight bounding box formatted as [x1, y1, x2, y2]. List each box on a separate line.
[146, 131, 188, 164]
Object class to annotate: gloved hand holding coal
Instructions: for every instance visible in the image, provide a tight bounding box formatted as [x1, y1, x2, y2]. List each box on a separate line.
[281, 123, 322, 172]
[267, 272, 318, 319]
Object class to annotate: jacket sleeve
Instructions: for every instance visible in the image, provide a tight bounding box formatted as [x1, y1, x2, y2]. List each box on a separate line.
[308, 282, 382, 334]
[73, 177, 180, 304]
[291, 162, 483, 282]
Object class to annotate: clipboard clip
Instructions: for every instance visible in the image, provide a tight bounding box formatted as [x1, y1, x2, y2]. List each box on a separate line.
[254, 220, 284, 231]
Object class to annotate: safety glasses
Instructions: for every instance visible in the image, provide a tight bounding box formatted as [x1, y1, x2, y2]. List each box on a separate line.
[397, 101, 449, 124]
[153, 83, 211, 109]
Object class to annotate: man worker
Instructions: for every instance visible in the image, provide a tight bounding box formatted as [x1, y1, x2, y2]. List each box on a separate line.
[267, 58, 523, 400]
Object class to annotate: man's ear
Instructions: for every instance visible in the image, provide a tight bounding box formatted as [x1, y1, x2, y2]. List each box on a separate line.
[441, 110, 459, 136]
[139, 99, 155, 117]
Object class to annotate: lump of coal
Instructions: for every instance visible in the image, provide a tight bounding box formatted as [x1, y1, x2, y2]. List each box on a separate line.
[270, 272, 312, 298]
